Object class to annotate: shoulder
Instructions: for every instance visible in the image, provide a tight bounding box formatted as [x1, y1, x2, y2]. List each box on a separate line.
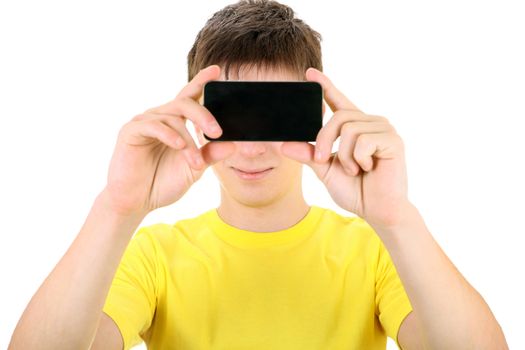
[315, 206, 383, 257]
[316, 206, 381, 241]
[130, 209, 215, 250]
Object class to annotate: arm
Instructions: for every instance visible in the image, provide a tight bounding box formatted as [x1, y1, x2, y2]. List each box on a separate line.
[90, 312, 124, 350]
[9, 65, 233, 349]
[281, 67, 508, 349]
[8, 190, 145, 349]
[378, 202, 508, 349]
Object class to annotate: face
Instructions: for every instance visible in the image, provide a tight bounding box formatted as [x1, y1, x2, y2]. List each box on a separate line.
[196, 65, 306, 208]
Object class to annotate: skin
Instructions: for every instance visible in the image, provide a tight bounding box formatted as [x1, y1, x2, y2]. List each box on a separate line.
[195, 66, 311, 232]
[9, 64, 508, 349]
[195, 64, 509, 349]
[9, 66, 236, 350]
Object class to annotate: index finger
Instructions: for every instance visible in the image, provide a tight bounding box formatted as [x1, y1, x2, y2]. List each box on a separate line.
[305, 67, 361, 113]
[147, 65, 222, 137]
[177, 64, 221, 100]
[152, 65, 221, 114]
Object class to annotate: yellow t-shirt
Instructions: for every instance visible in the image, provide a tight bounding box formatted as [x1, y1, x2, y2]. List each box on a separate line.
[103, 205, 413, 350]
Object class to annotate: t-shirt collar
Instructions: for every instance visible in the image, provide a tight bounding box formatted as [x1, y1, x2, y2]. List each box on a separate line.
[204, 205, 323, 249]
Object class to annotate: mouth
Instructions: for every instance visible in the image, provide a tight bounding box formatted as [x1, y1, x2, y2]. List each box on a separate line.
[231, 167, 274, 180]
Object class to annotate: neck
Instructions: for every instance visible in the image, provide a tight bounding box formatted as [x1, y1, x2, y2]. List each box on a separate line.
[217, 188, 310, 233]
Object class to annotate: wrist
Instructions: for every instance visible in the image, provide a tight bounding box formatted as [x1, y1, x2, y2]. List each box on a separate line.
[367, 201, 421, 237]
[95, 190, 149, 222]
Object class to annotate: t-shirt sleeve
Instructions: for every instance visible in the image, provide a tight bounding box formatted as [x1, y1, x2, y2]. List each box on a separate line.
[374, 237, 413, 348]
[103, 226, 158, 350]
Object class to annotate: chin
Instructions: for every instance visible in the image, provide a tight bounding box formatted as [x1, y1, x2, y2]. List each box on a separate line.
[228, 187, 284, 208]
[212, 162, 300, 208]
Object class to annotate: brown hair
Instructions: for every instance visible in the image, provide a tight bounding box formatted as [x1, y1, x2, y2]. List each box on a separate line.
[187, 0, 323, 81]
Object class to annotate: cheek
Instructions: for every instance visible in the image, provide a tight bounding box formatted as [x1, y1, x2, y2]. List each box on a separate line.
[276, 159, 302, 179]
[212, 162, 239, 184]
[211, 163, 227, 178]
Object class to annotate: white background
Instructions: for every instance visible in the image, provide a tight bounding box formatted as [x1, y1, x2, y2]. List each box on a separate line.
[1, 0, 523, 348]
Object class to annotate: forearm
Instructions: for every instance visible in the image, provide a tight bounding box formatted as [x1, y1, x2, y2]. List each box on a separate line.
[374, 203, 507, 349]
[9, 190, 146, 349]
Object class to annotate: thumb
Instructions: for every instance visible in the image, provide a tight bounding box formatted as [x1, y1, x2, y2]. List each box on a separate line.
[200, 141, 235, 166]
[280, 142, 329, 178]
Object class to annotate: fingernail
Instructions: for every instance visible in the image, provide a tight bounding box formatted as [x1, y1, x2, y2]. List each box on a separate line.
[209, 123, 221, 135]
[315, 150, 322, 161]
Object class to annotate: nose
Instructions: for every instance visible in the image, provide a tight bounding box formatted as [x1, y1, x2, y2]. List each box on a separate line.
[234, 141, 267, 157]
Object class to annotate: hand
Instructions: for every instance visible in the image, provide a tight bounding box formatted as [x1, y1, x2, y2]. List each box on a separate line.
[281, 68, 410, 229]
[103, 65, 234, 217]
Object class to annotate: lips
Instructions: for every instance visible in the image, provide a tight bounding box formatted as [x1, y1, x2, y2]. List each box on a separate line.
[235, 168, 272, 173]
[231, 167, 274, 180]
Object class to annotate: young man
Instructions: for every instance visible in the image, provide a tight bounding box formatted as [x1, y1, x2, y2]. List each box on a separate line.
[10, 1, 507, 349]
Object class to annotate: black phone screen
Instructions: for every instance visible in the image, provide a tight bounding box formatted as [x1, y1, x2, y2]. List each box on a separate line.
[203, 81, 322, 141]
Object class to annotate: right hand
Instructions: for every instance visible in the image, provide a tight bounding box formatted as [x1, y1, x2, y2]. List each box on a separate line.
[102, 65, 234, 217]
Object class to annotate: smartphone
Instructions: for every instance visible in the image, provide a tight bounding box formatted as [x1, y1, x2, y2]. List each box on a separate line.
[203, 81, 323, 141]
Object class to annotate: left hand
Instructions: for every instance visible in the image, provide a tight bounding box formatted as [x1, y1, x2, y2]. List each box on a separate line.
[281, 68, 411, 229]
